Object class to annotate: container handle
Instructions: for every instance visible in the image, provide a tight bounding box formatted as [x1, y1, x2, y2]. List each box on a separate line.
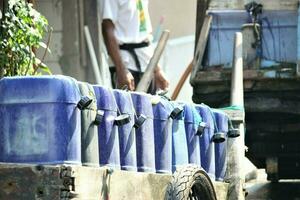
[115, 114, 131, 126]
[196, 122, 207, 136]
[94, 110, 105, 126]
[77, 96, 93, 110]
[170, 107, 184, 119]
[134, 114, 147, 129]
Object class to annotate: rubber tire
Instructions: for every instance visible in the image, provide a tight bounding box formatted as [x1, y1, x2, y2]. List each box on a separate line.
[165, 165, 217, 200]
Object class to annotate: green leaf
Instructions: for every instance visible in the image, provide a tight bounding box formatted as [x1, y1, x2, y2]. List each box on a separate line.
[1, 0, 52, 77]
[38, 41, 51, 53]
[38, 63, 52, 75]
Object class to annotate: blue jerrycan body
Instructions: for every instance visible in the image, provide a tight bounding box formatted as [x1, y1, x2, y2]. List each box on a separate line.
[152, 96, 173, 174]
[113, 89, 137, 171]
[171, 102, 189, 172]
[195, 104, 216, 180]
[93, 86, 120, 169]
[0, 76, 81, 164]
[131, 92, 155, 173]
[183, 103, 202, 167]
[212, 109, 229, 181]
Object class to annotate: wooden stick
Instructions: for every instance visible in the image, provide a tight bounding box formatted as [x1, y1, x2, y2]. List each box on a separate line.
[226, 32, 245, 200]
[230, 32, 244, 107]
[171, 61, 193, 100]
[190, 15, 212, 85]
[297, 0, 300, 76]
[171, 15, 212, 100]
[136, 30, 170, 92]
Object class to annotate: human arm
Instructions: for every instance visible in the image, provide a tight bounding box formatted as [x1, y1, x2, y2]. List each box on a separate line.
[154, 66, 169, 90]
[102, 19, 135, 90]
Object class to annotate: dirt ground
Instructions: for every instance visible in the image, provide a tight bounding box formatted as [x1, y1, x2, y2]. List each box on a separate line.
[245, 169, 300, 200]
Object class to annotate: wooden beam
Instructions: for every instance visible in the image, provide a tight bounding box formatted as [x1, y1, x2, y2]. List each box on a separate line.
[209, 0, 298, 10]
[297, 0, 300, 76]
[226, 32, 245, 200]
[195, 0, 210, 52]
[190, 15, 212, 85]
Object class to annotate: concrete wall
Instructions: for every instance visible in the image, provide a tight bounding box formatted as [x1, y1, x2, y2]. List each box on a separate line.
[149, 0, 197, 39]
[35, 0, 63, 75]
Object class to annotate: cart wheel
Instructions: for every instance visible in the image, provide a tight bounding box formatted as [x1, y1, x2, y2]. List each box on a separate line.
[165, 165, 217, 200]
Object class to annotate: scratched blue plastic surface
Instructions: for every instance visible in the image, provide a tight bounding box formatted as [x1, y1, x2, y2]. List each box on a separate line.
[0, 76, 81, 164]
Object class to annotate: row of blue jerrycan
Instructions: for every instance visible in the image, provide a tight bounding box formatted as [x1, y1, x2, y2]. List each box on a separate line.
[0, 76, 239, 181]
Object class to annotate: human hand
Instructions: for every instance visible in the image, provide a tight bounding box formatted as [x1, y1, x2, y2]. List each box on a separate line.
[154, 68, 169, 90]
[116, 69, 135, 91]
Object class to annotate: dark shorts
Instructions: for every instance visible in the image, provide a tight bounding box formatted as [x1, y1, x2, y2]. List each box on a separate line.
[109, 68, 156, 94]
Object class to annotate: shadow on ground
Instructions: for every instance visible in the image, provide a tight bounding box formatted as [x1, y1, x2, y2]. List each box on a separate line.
[246, 170, 300, 200]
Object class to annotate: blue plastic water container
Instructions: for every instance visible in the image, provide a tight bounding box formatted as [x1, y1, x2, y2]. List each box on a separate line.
[113, 89, 137, 171]
[171, 102, 189, 172]
[93, 86, 120, 169]
[183, 103, 202, 167]
[77, 82, 99, 167]
[213, 109, 228, 181]
[205, 10, 297, 67]
[0, 76, 81, 164]
[152, 96, 174, 174]
[195, 104, 216, 180]
[131, 92, 155, 173]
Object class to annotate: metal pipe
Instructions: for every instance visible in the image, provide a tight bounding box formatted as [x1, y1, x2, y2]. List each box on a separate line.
[136, 30, 170, 92]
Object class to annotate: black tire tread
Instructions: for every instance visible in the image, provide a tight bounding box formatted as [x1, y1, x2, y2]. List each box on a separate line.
[165, 165, 217, 200]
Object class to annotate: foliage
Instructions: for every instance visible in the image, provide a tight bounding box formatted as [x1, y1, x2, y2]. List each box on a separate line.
[0, 0, 51, 77]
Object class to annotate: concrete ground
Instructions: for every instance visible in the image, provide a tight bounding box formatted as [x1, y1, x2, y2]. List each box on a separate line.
[246, 169, 300, 200]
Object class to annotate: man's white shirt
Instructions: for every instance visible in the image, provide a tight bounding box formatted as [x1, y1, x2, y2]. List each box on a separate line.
[102, 0, 154, 72]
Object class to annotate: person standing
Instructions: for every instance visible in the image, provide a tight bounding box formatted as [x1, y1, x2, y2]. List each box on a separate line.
[101, 0, 169, 92]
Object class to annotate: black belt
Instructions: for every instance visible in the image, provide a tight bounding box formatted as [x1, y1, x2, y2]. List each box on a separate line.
[119, 41, 149, 71]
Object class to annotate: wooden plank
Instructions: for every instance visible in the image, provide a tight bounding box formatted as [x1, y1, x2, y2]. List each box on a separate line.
[190, 15, 212, 85]
[195, 0, 210, 52]
[297, 0, 300, 76]
[0, 164, 229, 200]
[209, 0, 298, 10]
[226, 32, 245, 200]
[223, 110, 245, 123]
